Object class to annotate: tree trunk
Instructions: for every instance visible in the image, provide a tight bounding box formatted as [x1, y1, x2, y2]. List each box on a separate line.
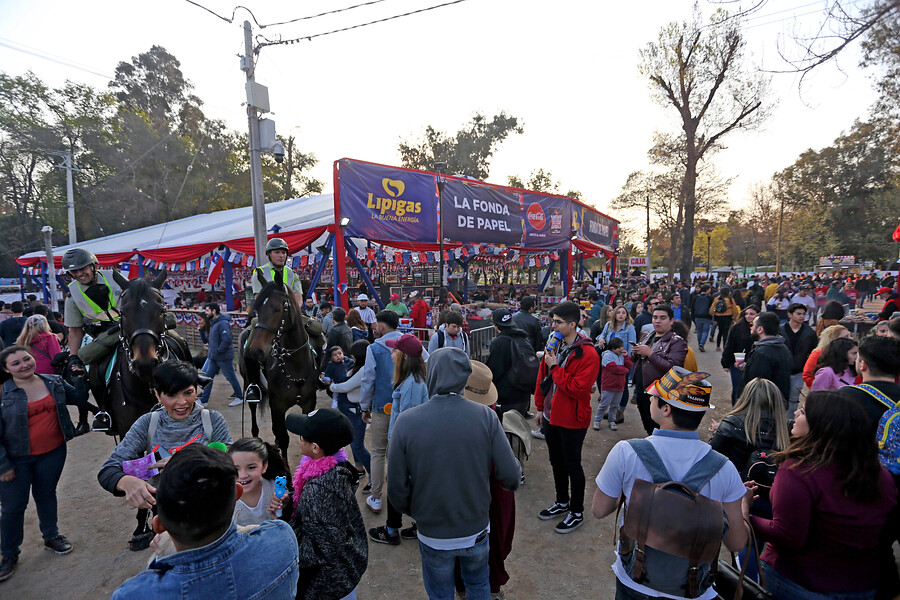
[680, 129, 699, 283]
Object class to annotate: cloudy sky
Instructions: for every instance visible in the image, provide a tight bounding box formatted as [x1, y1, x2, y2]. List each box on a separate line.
[0, 0, 879, 225]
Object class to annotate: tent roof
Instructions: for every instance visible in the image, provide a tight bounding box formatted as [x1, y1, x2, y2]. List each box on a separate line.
[18, 194, 335, 267]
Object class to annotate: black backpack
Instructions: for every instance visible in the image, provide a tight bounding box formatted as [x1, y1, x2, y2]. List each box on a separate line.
[714, 298, 727, 313]
[506, 336, 539, 394]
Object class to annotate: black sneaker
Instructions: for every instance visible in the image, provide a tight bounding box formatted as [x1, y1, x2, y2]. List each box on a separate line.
[73, 421, 89, 437]
[368, 526, 400, 546]
[538, 502, 569, 521]
[555, 512, 584, 534]
[43, 535, 73, 555]
[400, 523, 418, 540]
[0, 555, 16, 582]
[362, 481, 372, 494]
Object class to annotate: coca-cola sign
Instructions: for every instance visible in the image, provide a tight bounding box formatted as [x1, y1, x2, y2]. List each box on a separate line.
[526, 203, 545, 230]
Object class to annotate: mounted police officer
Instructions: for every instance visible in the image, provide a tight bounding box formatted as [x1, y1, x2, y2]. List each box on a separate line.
[62, 248, 123, 432]
[241, 238, 325, 404]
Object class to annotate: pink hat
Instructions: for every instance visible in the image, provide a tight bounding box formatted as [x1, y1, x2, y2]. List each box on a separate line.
[385, 334, 423, 357]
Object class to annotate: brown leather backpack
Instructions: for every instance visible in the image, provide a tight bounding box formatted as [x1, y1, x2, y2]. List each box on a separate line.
[617, 439, 729, 598]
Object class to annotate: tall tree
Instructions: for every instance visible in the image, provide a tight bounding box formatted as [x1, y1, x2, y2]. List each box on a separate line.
[399, 112, 522, 180]
[507, 168, 582, 198]
[640, 5, 771, 281]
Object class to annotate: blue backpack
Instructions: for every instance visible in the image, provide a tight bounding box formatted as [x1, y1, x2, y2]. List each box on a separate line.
[861, 385, 900, 474]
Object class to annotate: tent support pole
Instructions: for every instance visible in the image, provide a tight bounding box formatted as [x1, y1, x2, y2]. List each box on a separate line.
[18, 266, 25, 301]
[308, 234, 333, 302]
[539, 260, 557, 292]
[223, 248, 234, 311]
[344, 238, 384, 310]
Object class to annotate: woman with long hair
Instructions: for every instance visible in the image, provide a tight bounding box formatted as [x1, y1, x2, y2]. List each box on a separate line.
[594, 306, 637, 426]
[346, 309, 369, 342]
[329, 339, 372, 491]
[0, 345, 86, 582]
[745, 391, 896, 598]
[15, 315, 61, 376]
[802, 325, 850, 388]
[815, 300, 846, 336]
[721, 305, 760, 405]
[811, 337, 858, 391]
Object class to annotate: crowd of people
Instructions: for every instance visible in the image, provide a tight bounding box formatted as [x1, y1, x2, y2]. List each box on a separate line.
[4, 264, 900, 599]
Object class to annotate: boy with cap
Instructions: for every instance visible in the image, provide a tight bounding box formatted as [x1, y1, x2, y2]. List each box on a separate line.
[385, 293, 409, 317]
[283, 409, 368, 600]
[486, 308, 533, 417]
[112, 445, 299, 600]
[591, 367, 749, 599]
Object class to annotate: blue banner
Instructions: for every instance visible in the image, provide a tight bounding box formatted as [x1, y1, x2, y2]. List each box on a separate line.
[573, 204, 619, 249]
[442, 180, 524, 246]
[337, 160, 438, 243]
[522, 192, 571, 248]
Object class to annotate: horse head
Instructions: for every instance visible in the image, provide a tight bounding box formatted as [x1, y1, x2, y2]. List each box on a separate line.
[113, 270, 169, 377]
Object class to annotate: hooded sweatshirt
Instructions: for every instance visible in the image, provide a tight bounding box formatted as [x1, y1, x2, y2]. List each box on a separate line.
[207, 313, 235, 361]
[387, 348, 521, 541]
[740, 336, 793, 404]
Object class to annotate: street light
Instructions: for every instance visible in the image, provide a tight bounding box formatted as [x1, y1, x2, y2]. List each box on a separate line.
[743, 241, 750, 277]
[705, 229, 712, 278]
[434, 162, 447, 287]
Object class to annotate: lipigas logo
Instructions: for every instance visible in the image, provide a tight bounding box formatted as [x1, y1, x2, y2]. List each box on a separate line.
[366, 178, 422, 222]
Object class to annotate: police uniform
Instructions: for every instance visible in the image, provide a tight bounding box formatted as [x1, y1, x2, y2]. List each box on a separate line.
[65, 270, 123, 365]
[251, 263, 303, 296]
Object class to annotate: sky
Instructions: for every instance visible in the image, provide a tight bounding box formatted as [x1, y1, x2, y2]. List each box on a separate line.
[0, 0, 881, 233]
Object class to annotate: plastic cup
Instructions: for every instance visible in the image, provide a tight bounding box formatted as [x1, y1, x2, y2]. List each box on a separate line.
[734, 352, 746, 366]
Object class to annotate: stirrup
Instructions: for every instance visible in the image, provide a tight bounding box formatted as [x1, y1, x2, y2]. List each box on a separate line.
[91, 411, 112, 432]
[245, 384, 261, 404]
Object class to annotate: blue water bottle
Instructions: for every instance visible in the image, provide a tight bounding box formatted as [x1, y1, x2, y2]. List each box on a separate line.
[274, 476, 287, 518]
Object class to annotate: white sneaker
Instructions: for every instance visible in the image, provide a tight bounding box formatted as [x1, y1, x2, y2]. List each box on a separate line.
[530, 429, 545, 440]
[228, 397, 245, 407]
[609, 420, 618, 431]
[366, 496, 382, 513]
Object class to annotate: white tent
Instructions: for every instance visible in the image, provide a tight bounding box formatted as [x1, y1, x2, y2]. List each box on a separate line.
[17, 194, 335, 267]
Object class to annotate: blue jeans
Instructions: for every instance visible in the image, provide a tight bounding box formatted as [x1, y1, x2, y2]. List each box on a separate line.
[418, 535, 490, 600]
[730, 366, 744, 406]
[0, 443, 67, 558]
[695, 318, 712, 347]
[763, 562, 876, 599]
[200, 358, 243, 403]
[615, 578, 653, 599]
[337, 396, 370, 475]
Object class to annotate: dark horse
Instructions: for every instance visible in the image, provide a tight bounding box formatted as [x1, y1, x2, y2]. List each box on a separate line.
[100, 270, 191, 550]
[238, 271, 319, 459]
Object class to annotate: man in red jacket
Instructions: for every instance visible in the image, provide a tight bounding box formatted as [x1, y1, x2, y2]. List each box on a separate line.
[533, 301, 600, 534]
[408, 291, 430, 340]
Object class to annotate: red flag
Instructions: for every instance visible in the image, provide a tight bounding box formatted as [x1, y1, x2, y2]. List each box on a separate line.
[127, 262, 139, 280]
[893, 222, 900, 242]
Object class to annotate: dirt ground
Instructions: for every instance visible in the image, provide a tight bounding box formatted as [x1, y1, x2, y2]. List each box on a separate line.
[5, 334, 743, 599]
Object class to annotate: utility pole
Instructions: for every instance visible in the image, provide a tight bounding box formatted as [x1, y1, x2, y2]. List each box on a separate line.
[50, 150, 78, 244]
[775, 184, 784, 275]
[242, 20, 268, 266]
[434, 162, 447, 287]
[41, 226, 58, 312]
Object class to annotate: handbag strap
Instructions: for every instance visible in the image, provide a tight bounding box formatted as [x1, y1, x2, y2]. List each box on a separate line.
[731, 519, 766, 600]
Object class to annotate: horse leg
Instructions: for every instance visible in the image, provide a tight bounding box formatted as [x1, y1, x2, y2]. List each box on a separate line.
[129, 508, 154, 551]
[250, 402, 259, 438]
[271, 402, 290, 462]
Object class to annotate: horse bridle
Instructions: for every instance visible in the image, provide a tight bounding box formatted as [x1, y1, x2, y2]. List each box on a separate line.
[121, 324, 171, 375]
[255, 295, 313, 384]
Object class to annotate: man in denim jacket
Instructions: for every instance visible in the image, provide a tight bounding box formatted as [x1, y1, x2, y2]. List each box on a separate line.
[112, 445, 298, 600]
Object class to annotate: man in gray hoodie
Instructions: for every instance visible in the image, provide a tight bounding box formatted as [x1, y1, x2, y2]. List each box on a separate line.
[388, 348, 521, 600]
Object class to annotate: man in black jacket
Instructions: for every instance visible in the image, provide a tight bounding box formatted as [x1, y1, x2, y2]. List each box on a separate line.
[512, 295, 543, 355]
[486, 309, 533, 417]
[741, 312, 792, 407]
[781, 303, 817, 418]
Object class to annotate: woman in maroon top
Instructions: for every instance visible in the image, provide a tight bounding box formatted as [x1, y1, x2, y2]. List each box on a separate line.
[0, 345, 82, 583]
[744, 391, 896, 599]
[14, 315, 62, 375]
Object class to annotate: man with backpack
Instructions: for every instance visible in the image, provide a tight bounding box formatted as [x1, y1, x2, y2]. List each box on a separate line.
[592, 367, 749, 599]
[486, 309, 538, 418]
[690, 285, 713, 352]
[533, 302, 600, 534]
[841, 335, 900, 435]
[427, 311, 470, 356]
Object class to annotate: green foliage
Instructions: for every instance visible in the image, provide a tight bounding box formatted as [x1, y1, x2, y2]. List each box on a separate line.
[507, 168, 581, 199]
[399, 111, 522, 180]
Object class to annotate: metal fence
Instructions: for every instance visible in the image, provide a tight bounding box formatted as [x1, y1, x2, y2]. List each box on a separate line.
[469, 326, 497, 362]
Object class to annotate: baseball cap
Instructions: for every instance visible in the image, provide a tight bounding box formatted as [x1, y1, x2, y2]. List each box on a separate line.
[877, 287, 893, 296]
[357, 294, 369, 301]
[389, 293, 400, 301]
[285, 409, 353, 456]
[409, 290, 420, 298]
[385, 333, 423, 357]
[646, 366, 714, 412]
[492, 308, 514, 328]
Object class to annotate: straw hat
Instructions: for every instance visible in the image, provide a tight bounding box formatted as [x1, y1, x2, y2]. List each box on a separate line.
[464, 360, 498, 406]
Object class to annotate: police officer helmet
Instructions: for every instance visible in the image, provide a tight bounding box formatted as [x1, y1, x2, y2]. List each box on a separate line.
[265, 238, 289, 255]
[62, 248, 99, 271]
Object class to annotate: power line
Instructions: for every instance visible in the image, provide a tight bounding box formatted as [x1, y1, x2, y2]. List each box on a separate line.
[258, 0, 393, 28]
[255, 0, 472, 48]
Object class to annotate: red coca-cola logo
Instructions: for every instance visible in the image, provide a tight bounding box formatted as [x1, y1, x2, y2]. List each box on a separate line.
[526, 203, 545, 230]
